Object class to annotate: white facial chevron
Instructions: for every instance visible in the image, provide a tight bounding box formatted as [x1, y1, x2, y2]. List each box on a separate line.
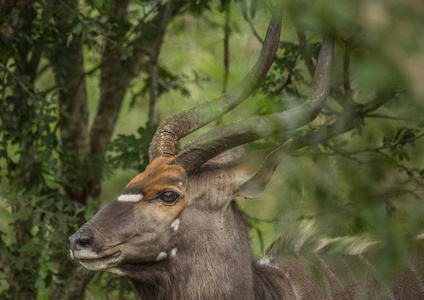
[117, 194, 143, 202]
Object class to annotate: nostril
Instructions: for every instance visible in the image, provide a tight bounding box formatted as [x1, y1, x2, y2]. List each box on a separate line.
[77, 236, 92, 248]
[70, 233, 94, 251]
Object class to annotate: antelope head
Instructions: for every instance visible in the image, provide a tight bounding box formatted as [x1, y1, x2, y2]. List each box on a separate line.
[69, 7, 334, 294]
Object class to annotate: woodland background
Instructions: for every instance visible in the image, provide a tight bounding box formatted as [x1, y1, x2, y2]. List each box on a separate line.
[1, 0, 424, 299]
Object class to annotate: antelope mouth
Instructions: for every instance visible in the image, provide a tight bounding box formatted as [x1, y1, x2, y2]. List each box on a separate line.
[72, 250, 122, 270]
[78, 250, 121, 262]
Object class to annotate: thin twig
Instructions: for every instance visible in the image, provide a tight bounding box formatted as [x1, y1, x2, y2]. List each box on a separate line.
[339, 132, 424, 155]
[356, 90, 397, 113]
[365, 114, 422, 122]
[323, 144, 367, 164]
[272, 57, 298, 94]
[296, 30, 315, 77]
[246, 14, 263, 44]
[290, 90, 398, 151]
[148, 0, 174, 126]
[36, 63, 51, 78]
[58, 0, 118, 44]
[343, 44, 352, 94]
[84, 63, 101, 76]
[378, 151, 424, 188]
[0, 67, 12, 190]
[148, 62, 159, 126]
[158, 76, 180, 91]
[237, 0, 264, 44]
[222, 0, 230, 93]
[42, 85, 59, 96]
[125, 0, 162, 41]
[245, 203, 353, 224]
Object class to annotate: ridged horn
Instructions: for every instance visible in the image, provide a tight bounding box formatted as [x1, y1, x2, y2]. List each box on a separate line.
[171, 36, 334, 174]
[148, 6, 283, 162]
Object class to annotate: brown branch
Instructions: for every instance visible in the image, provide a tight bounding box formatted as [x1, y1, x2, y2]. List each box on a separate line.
[148, 0, 176, 127]
[148, 62, 159, 126]
[91, 0, 187, 151]
[128, 1, 187, 51]
[272, 62, 296, 94]
[158, 76, 180, 91]
[316, 134, 424, 189]
[36, 63, 51, 78]
[91, 0, 187, 157]
[90, 0, 133, 158]
[343, 44, 352, 94]
[365, 114, 422, 122]
[125, 0, 161, 42]
[0, 0, 18, 18]
[58, 0, 116, 44]
[245, 203, 353, 224]
[291, 90, 397, 150]
[378, 151, 424, 188]
[248, 20, 265, 44]
[0, 255, 14, 296]
[84, 63, 101, 76]
[241, 6, 264, 44]
[222, 0, 231, 93]
[321, 144, 368, 165]
[339, 132, 424, 155]
[356, 90, 396, 113]
[0, 68, 12, 190]
[341, 35, 361, 109]
[42, 85, 59, 96]
[296, 30, 315, 77]
[51, 0, 90, 207]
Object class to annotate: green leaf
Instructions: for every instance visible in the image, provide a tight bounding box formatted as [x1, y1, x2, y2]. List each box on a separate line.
[84, 211, 95, 221]
[35, 278, 46, 292]
[67, 33, 73, 47]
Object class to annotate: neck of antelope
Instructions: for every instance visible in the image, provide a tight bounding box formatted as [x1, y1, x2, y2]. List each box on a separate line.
[132, 202, 255, 299]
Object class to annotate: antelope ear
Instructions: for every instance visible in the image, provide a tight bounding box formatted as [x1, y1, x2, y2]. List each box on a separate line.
[234, 140, 292, 199]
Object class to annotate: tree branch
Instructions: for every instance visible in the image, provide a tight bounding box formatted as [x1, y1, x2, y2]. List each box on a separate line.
[296, 30, 315, 77]
[42, 85, 59, 96]
[335, 132, 424, 156]
[148, 0, 177, 127]
[239, 2, 264, 44]
[272, 63, 296, 94]
[36, 62, 51, 78]
[0, 0, 18, 19]
[343, 44, 352, 94]
[291, 90, 397, 150]
[222, 0, 231, 93]
[364, 114, 422, 122]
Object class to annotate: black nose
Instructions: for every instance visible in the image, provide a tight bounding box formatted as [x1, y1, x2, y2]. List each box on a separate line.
[69, 231, 94, 251]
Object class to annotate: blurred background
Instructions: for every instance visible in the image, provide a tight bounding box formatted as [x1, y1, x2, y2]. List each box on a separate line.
[1, 0, 424, 298]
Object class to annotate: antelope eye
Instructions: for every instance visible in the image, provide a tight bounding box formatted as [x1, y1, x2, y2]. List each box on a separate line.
[159, 191, 179, 203]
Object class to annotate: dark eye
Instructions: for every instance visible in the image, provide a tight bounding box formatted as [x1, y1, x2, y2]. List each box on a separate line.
[159, 191, 179, 203]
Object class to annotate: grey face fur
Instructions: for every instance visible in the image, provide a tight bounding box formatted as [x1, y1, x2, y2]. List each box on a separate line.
[69, 144, 294, 298]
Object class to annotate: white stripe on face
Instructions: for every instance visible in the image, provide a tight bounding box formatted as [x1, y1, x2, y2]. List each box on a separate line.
[117, 194, 143, 202]
[170, 218, 180, 231]
[156, 251, 167, 261]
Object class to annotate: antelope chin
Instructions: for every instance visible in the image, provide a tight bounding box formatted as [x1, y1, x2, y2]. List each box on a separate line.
[73, 250, 122, 271]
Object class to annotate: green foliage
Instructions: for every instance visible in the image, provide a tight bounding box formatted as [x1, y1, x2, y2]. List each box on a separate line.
[129, 63, 191, 108]
[0, 66, 90, 298]
[108, 124, 156, 172]
[0, 189, 83, 297]
[1, 0, 424, 298]
[87, 272, 136, 300]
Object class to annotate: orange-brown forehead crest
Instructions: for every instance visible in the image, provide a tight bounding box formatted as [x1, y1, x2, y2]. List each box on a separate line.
[125, 157, 187, 189]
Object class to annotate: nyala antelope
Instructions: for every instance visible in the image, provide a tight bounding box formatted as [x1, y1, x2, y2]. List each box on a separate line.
[70, 7, 424, 300]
